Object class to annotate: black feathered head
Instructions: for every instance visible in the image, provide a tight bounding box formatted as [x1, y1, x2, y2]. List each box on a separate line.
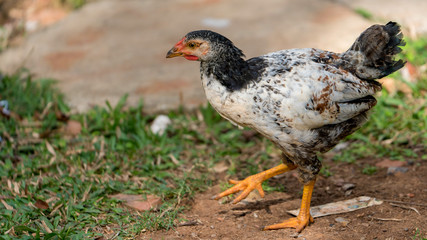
[166, 30, 245, 62]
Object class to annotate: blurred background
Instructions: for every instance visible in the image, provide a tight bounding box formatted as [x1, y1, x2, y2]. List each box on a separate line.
[1, 1, 426, 239]
[0, 0, 426, 113]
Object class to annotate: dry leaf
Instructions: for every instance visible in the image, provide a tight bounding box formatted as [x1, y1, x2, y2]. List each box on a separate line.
[169, 154, 180, 165]
[213, 161, 228, 173]
[13, 182, 20, 195]
[55, 109, 70, 122]
[1, 199, 14, 210]
[82, 184, 92, 202]
[49, 203, 63, 217]
[96, 137, 105, 160]
[40, 102, 53, 120]
[45, 141, 56, 156]
[110, 194, 162, 211]
[64, 120, 82, 136]
[41, 219, 52, 233]
[34, 199, 49, 210]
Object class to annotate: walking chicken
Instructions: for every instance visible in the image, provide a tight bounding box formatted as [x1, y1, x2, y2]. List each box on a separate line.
[166, 22, 405, 232]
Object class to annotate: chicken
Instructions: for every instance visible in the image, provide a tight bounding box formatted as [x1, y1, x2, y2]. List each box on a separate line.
[166, 22, 405, 232]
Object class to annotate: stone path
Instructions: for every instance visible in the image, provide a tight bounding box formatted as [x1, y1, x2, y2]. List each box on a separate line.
[0, 0, 425, 113]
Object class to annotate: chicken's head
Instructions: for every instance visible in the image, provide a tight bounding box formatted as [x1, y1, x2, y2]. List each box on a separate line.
[166, 30, 244, 62]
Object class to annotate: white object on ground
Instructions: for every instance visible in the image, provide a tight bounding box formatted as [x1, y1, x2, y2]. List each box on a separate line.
[150, 115, 171, 135]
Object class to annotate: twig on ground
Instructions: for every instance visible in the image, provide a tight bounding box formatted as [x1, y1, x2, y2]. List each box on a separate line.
[382, 199, 427, 207]
[390, 203, 421, 215]
[372, 217, 402, 221]
[159, 207, 173, 218]
[109, 231, 120, 240]
[49, 203, 64, 217]
[178, 220, 201, 227]
[96, 137, 105, 161]
[169, 154, 180, 165]
[40, 102, 53, 120]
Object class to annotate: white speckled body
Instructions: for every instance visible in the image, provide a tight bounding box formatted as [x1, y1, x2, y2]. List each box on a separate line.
[201, 48, 381, 181]
[203, 49, 376, 143]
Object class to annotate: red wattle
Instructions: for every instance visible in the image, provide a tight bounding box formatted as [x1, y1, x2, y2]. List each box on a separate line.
[184, 55, 199, 61]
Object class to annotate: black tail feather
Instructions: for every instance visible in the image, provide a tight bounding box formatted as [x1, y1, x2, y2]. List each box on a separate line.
[346, 21, 406, 79]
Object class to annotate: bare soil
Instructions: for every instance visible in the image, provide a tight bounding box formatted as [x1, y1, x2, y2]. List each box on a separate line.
[141, 158, 427, 240]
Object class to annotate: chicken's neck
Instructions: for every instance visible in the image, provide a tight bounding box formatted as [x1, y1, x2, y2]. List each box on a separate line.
[200, 56, 252, 92]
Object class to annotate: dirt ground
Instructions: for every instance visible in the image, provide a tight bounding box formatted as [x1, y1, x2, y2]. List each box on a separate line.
[141, 158, 427, 240]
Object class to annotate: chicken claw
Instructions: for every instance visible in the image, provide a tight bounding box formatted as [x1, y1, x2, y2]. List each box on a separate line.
[214, 175, 266, 204]
[213, 163, 296, 204]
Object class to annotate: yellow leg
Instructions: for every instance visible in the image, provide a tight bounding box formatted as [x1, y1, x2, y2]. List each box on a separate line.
[214, 163, 297, 204]
[264, 179, 316, 232]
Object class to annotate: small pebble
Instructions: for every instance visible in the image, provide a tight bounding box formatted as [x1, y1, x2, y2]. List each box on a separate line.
[333, 142, 349, 152]
[210, 225, 215, 229]
[332, 177, 345, 187]
[290, 233, 303, 238]
[342, 183, 356, 191]
[335, 217, 350, 226]
[387, 166, 408, 175]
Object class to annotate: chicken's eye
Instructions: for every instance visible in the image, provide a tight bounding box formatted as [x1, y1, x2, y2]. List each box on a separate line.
[188, 42, 196, 48]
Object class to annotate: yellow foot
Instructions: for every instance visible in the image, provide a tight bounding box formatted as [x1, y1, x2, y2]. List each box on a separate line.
[213, 163, 296, 204]
[214, 176, 265, 204]
[263, 215, 314, 233]
[264, 179, 316, 233]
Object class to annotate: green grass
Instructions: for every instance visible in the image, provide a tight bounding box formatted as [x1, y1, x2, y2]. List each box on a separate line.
[0, 72, 268, 238]
[413, 228, 427, 240]
[60, 0, 88, 9]
[362, 165, 377, 175]
[354, 8, 374, 21]
[1, 36, 426, 238]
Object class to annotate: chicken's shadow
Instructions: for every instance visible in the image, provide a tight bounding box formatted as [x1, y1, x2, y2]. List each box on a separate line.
[219, 197, 293, 217]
